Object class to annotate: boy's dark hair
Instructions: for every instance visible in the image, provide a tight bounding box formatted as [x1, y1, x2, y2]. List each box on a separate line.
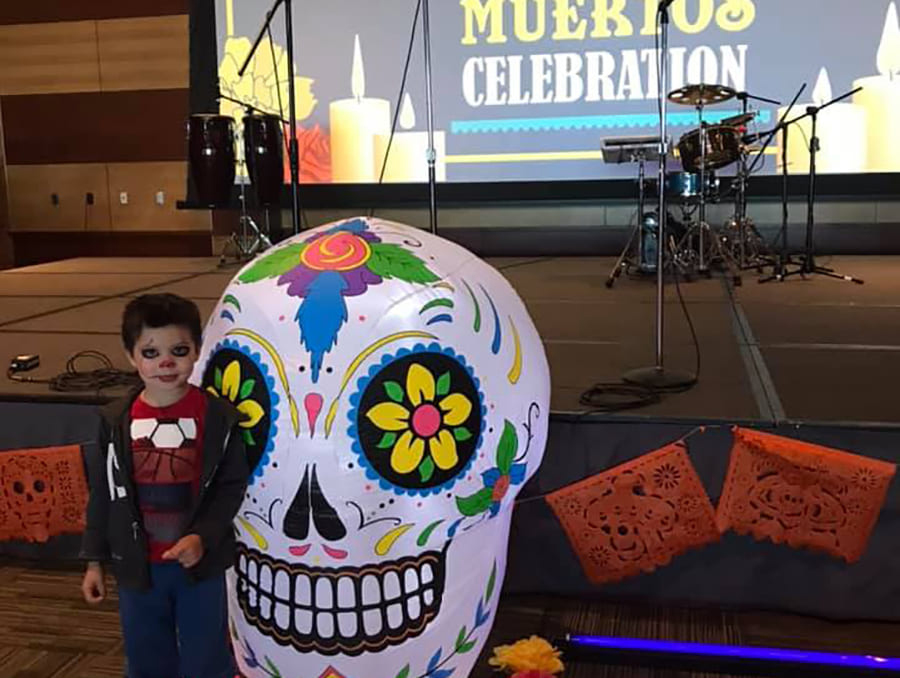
[121, 294, 203, 353]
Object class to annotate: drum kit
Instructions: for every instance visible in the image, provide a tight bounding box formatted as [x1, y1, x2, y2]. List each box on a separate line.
[606, 83, 779, 287]
[187, 97, 285, 262]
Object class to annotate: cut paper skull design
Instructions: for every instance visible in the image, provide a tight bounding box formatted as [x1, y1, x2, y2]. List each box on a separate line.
[193, 218, 550, 678]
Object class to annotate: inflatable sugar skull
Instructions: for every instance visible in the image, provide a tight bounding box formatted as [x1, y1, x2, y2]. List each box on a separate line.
[193, 217, 549, 678]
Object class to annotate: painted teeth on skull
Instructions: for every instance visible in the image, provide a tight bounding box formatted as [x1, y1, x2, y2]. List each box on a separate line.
[235, 545, 445, 647]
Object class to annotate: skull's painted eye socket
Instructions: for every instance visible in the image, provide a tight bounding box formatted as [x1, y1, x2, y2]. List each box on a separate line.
[201, 339, 280, 483]
[33, 480, 45, 493]
[349, 344, 485, 495]
[12, 481, 24, 494]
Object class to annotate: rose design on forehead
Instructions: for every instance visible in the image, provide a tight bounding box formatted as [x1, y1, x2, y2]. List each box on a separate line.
[237, 218, 439, 383]
[299, 231, 371, 271]
[349, 344, 485, 495]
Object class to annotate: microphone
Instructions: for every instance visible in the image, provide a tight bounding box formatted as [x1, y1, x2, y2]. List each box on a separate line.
[658, 0, 676, 10]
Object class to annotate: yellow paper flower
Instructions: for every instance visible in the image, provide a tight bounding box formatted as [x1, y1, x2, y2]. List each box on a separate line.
[489, 636, 565, 675]
[207, 359, 265, 444]
[365, 363, 473, 480]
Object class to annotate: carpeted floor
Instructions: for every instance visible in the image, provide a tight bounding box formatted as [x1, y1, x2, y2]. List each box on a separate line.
[1, 561, 897, 678]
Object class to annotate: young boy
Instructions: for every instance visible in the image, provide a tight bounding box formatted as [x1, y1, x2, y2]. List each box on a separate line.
[80, 293, 248, 678]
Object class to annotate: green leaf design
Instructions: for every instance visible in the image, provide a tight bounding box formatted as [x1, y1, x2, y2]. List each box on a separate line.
[419, 456, 435, 483]
[496, 420, 518, 475]
[242, 429, 255, 446]
[459, 640, 477, 654]
[264, 656, 282, 678]
[453, 427, 472, 442]
[395, 665, 411, 678]
[384, 381, 405, 403]
[417, 519, 444, 547]
[455, 488, 494, 516]
[463, 279, 482, 333]
[455, 626, 468, 650]
[214, 366, 223, 391]
[436, 371, 451, 397]
[237, 243, 305, 283]
[377, 432, 398, 449]
[419, 298, 454, 315]
[485, 561, 497, 601]
[223, 294, 242, 312]
[367, 243, 440, 284]
[239, 378, 256, 400]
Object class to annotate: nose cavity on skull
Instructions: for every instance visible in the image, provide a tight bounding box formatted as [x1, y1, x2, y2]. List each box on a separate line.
[283, 465, 347, 543]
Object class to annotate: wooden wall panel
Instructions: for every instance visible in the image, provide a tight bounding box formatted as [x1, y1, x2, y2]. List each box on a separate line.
[7, 164, 112, 231]
[0, 1, 189, 25]
[98, 16, 189, 92]
[0, 22, 101, 95]
[107, 162, 209, 232]
[2, 89, 189, 164]
[12, 231, 212, 266]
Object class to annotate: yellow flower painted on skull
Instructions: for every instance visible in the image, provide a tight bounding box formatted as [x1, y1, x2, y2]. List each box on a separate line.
[207, 359, 265, 444]
[366, 364, 473, 481]
[351, 346, 484, 495]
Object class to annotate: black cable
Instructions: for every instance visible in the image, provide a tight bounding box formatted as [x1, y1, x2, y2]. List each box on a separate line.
[368, 0, 423, 219]
[579, 8, 700, 413]
[7, 350, 141, 393]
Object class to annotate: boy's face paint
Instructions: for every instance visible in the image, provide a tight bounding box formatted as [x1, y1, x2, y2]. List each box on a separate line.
[128, 325, 199, 405]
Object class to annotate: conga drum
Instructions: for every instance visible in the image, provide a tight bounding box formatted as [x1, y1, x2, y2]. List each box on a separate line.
[187, 114, 236, 207]
[242, 113, 284, 206]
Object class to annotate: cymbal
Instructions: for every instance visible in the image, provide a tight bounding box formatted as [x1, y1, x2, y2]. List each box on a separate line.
[720, 111, 757, 127]
[668, 84, 737, 106]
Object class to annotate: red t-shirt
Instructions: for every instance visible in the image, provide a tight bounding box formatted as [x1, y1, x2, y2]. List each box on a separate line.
[129, 386, 207, 562]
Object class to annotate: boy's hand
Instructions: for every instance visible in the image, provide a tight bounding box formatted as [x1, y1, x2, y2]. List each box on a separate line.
[162, 534, 204, 568]
[82, 562, 106, 604]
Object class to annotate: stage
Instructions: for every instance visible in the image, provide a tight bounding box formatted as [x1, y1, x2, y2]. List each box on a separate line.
[1, 253, 899, 424]
[1, 254, 899, 623]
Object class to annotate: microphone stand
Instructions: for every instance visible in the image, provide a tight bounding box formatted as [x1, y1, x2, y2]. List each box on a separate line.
[624, 1, 695, 391]
[753, 84, 805, 284]
[778, 86, 864, 284]
[217, 92, 289, 125]
[422, 0, 438, 235]
[238, 0, 301, 236]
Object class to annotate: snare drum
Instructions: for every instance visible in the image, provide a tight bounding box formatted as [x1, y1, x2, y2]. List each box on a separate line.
[665, 171, 719, 201]
[188, 114, 236, 207]
[677, 124, 740, 172]
[243, 113, 284, 206]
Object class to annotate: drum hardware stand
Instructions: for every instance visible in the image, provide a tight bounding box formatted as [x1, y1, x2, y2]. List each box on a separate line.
[603, 138, 659, 287]
[239, 0, 301, 236]
[731, 90, 780, 271]
[219, 108, 273, 266]
[623, 0, 696, 391]
[777, 87, 864, 284]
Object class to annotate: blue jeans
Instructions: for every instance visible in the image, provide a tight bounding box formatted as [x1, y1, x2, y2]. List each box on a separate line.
[118, 563, 235, 678]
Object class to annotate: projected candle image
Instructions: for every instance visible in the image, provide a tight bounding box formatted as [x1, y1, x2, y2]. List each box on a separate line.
[374, 92, 446, 182]
[777, 67, 866, 174]
[328, 35, 391, 183]
[853, 1, 900, 172]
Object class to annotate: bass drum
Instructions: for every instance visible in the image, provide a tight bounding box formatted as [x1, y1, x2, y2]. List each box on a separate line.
[242, 113, 284, 206]
[677, 124, 740, 172]
[665, 171, 720, 202]
[187, 114, 236, 207]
